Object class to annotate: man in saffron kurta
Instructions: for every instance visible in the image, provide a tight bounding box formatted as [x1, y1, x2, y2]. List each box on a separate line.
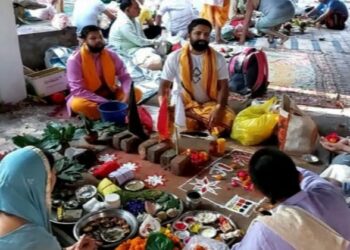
[159, 18, 235, 133]
[66, 25, 141, 120]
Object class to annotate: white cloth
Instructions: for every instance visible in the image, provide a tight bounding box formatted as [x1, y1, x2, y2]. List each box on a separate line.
[320, 164, 350, 183]
[109, 11, 154, 54]
[72, 0, 106, 33]
[202, 0, 224, 7]
[255, 205, 350, 250]
[161, 48, 229, 104]
[174, 89, 187, 128]
[157, 0, 196, 37]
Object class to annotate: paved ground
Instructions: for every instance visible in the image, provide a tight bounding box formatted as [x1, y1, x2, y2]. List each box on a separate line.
[2, 3, 350, 153]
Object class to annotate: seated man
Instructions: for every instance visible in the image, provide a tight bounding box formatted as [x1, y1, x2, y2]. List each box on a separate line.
[66, 25, 142, 120]
[305, 0, 348, 30]
[232, 148, 350, 250]
[109, 0, 162, 70]
[72, 0, 116, 35]
[320, 135, 350, 166]
[159, 18, 235, 133]
[155, 0, 196, 39]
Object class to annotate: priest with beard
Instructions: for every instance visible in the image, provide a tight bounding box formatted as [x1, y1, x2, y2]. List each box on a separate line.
[66, 25, 142, 120]
[159, 18, 235, 134]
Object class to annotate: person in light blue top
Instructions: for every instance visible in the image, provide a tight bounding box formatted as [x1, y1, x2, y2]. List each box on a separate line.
[305, 0, 348, 29]
[0, 146, 97, 250]
[239, 0, 295, 44]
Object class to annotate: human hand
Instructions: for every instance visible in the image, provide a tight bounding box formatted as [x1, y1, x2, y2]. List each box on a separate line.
[209, 105, 225, 129]
[66, 235, 98, 250]
[320, 136, 349, 153]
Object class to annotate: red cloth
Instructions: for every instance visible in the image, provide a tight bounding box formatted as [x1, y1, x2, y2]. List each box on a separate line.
[157, 96, 170, 140]
[92, 161, 120, 179]
[230, 19, 244, 27]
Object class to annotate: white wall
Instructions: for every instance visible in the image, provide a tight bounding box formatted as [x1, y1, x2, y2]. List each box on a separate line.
[0, 1, 26, 104]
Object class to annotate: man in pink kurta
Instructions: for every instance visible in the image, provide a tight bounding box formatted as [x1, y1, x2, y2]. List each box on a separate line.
[66, 25, 138, 120]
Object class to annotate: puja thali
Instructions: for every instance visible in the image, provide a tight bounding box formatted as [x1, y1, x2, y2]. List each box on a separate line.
[118, 189, 184, 226]
[73, 208, 138, 248]
[50, 185, 102, 225]
[172, 210, 239, 245]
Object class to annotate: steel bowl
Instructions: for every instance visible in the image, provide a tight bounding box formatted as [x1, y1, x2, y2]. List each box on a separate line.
[75, 185, 97, 204]
[302, 154, 319, 164]
[73, 208, 138, 249]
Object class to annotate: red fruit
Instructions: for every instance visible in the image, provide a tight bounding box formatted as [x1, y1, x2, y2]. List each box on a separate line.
[237, 170, 248, 180]
[231, 179, 240, 187]
[220, 48, 226, 52]
[325, 132, 340, 143]
[50, 92, 66, 104]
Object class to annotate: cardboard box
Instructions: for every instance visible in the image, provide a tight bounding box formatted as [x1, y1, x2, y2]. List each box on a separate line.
[26, 67, 67, 97]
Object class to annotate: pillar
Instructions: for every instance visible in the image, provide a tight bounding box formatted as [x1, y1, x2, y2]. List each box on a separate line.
[0, 1, 26, 104]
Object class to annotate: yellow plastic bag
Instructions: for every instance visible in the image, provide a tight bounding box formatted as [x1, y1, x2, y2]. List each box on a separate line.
[231, 97, 279, 146]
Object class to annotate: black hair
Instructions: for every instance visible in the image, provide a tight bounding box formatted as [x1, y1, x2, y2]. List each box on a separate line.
[79, 25, 101, 39]
[43, 151, 55, 169]
[187, 18, 213, 34]
[119, 0, 133, 11]
[249, 148, 301, 204]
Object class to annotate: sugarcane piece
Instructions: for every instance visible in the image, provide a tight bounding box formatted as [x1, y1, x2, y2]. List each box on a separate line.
[112, 130, 133, 150]
[170, 155, 191, 176]
[160, 149, 177, 171]
[120, 135, 142, 153]
[138, 138, 158, 159]
[147, 142, 172, 163]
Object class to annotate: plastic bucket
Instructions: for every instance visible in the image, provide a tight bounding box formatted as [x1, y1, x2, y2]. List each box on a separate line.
[98, 101, 128, 125]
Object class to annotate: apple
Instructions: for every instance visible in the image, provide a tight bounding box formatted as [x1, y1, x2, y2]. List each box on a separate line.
[50, 92, 66, 104]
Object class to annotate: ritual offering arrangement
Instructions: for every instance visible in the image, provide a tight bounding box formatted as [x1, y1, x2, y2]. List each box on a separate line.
[50, 185, 102, 225]
[185, 149, 210, 167]
[172, 210, 239, 245]
[118, 189, 184, 225]
[73, 208, 138, 248]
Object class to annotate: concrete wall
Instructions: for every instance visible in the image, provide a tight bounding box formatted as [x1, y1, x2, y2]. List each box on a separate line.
[18, 26, 78, 70]
[0, 1, 26, 104]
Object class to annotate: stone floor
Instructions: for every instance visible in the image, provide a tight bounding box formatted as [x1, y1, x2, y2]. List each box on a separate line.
[2, 7, 350, 152]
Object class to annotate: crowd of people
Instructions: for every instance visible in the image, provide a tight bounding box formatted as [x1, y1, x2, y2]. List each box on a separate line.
[6, 0, 350, 249]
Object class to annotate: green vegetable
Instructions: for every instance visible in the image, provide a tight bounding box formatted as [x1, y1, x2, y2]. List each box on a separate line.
[12, 122, 80, 153]
[118, 190, 164, 203]
[156, 193, 170, 203]
[54, 157, 85, 183]
[162, 195, 180, 211]
[146, 233, 174, 250]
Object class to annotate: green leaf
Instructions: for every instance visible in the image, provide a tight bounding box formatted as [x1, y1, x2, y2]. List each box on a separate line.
[146, 233, 174, 250]
[53, 157, 84, 183]
[64, 124, 76, 141]
[43, 124, 62, 140]
[12, 134, 41, 147]
[73, 128, 87, 140]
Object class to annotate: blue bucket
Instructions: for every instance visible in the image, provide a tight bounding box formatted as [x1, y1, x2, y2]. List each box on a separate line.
[98, 101, 128, 125]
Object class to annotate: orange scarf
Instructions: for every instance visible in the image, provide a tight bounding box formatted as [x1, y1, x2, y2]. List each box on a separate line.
[80, 44, 116, 92]
[179, 43, 218, 109]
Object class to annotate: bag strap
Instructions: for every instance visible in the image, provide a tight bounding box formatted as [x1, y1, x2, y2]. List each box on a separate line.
[253, 51, 268, 92]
